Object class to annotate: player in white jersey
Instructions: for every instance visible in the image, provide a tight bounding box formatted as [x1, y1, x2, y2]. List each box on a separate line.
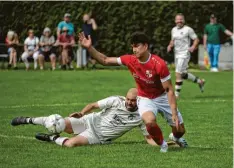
[167, 13, 205, 99]
[11, 88, 159, 147]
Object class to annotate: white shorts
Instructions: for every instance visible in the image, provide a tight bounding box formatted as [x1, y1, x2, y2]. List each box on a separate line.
[137, 93, 183, 126]
[67, 115, 101, 145]
[175, 57, 190, 74]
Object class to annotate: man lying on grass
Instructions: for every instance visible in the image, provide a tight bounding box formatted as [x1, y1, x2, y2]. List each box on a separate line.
[11, 88, 166, 147]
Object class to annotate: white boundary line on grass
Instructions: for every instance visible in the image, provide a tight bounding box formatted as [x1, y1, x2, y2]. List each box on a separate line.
[0, 99, 232, 109]
[0, 134, 34, 140]
[0, 134, 232, 149]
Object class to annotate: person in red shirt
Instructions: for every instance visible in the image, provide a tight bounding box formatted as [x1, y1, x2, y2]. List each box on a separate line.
[55, 27, 75, 70]
[78, 32, 188, 152]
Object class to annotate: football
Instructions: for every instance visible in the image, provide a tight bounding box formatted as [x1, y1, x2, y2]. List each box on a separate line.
[45, 114, 65, 134]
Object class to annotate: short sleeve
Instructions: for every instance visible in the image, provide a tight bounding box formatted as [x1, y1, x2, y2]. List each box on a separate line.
[57, 22, 63, 30]
[97, 96, 118, 110]
[188, 27, 198, 40]
[24, 38, 28, 45]
[219, 24, 226, 32]
[171, 29, 174, 40]
[117, 55, 131, 66]
[51, 36, 55, 43]
[139, 123, 149, 136]
[159, 60, 171, 83]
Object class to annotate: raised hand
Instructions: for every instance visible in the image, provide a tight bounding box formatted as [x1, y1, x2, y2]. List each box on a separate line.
[78, 32, 92, 49]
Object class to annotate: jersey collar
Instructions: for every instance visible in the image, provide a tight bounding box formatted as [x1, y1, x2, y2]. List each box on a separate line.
[138, 53, 151, 64]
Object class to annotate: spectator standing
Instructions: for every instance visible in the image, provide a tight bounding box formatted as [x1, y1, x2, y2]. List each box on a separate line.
[55, 27, 75, 70]
[203, 14, 233, 72]
[5, 30, 19, 69]
[21, 29, 40, 70]
[81, 13, 98, 69]
[57, 13, 75, 37]
[38, 27, 56, 70]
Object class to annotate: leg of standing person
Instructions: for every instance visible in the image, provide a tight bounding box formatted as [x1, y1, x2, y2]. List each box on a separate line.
[213, 44, 221, 72]
[207, 44, 214, 71]
[154, 93, 188, 147]
[138, 97, 168, 152]
[82, 47, 87, 69]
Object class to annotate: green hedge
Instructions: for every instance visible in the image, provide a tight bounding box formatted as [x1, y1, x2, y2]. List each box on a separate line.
[0, 1, 232, 62]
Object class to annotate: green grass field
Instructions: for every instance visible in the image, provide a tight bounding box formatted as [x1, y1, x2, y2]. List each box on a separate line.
[0, 69, 232, 168]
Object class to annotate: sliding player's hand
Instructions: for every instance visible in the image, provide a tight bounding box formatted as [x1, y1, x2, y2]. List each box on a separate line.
[69, 112, 84, 118]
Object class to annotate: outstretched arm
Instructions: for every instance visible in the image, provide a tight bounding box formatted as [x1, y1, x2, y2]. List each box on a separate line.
[69, 102, 99, 118]
[78, 32, 119, 66]
[224, 29, 233, 38]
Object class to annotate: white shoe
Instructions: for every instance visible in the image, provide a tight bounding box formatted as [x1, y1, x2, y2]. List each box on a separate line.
[160, 141, 168, 153]
[210, 67, 219, 72]
[169, 133, 188, 148]
[213, 67, 219, 72]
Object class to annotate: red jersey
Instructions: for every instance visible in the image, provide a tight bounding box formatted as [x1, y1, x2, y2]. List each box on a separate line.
[117, 54, 170, 99]
[58, 34, 74, 43]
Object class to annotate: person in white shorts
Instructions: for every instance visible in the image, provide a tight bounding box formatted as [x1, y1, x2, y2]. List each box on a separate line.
[11, 88, 165, 147]
[167, 13, 205, 99]
[21, 29, 40, 70]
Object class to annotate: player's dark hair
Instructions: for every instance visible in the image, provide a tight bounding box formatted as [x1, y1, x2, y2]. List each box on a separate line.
[130, 32, 150, 46]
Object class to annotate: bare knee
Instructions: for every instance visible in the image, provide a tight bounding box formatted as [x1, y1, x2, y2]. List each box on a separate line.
[63, 136, 89, 147]
[176, 72, 182, 80]
[63, 140, 78, 147]
[141, 111, 156, 125]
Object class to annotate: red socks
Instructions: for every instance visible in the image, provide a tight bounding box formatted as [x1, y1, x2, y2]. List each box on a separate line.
[146, 123, 164, 145]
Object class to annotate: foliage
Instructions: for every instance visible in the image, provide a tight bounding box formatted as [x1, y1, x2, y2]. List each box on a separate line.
[0, 1, 233, 61]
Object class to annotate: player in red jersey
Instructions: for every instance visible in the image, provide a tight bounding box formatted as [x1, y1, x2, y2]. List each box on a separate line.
[78, 32, 188, 152]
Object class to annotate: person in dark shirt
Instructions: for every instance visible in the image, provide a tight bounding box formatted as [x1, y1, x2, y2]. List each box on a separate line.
[81, 13, 98, 69]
